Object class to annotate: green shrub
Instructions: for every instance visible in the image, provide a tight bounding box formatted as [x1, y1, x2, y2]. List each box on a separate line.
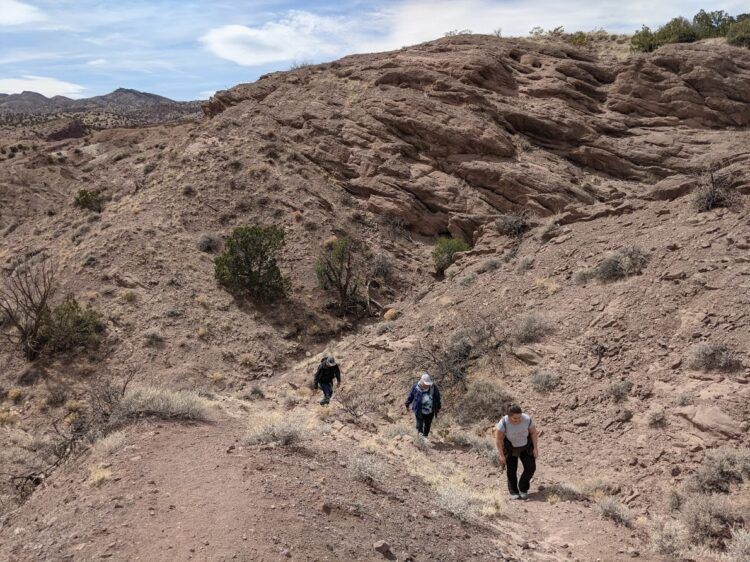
[568, 31, 589, 47]
[214, 225, 290, 301]
[728, 19, 750, 47]
[433, 237, 470, 275]
[631, 26, 658, 52]
[40, 295, 104, 354]
[655, 17, 698, 45]
[74, 189, 102, 212]
[456, 379, 514, 424]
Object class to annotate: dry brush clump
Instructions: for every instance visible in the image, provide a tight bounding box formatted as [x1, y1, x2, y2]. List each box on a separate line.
[495, 212, 531, 238]
[595, 497, 633, 527]
[575, 246, 649, 284]
[679, 494, 744, 551]
[349, 454, 387, 486]
[410, 321, 505, 388]
[686, 343, 743, 373]
[456, 379, 514, 424]
[448, 431, 500, 466]
[685, 447, 750, 494]
[528, 370, 560, 393]
[727, 528, 750, 562]
[693, 172, 741, 213]
[121, 387, 211, 421]
[511, 313, 553, 344]
[244, 415, 303, 446]
[435, 483, 479, 522]
[650, 517, 689, 557]
[608, 380, 632, 402]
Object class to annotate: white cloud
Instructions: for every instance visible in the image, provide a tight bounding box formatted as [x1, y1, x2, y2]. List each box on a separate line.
[369, 0, 750, 47]
[0, 75, 86, 98]
[87, 58, 107, 66]
[0, 0, 46, 26]
[201, 1, 750, 69]
[198, 89, 216, 99]
[200, 10, 369, 66]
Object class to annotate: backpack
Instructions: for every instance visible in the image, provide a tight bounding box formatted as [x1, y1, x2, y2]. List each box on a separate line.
[419, 386, 434, 415]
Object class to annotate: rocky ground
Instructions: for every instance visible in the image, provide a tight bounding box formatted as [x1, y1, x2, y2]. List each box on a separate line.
[1, 34, 749, 561]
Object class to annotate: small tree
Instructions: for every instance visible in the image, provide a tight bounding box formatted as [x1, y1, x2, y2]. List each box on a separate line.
[727, 19, 750, 47]
[432, 237, 470, 275]
[315, 236, 365, 314]
[0, 262, 56, 360]
[631, 26, 658, 52]
[692, 9, 734, 38]
[74, 189, 102, 212]
[214, 226, 290, 301]
[655, 17, 698, 45]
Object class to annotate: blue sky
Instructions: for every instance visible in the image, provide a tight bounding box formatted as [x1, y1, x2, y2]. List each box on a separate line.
[1, 1, 747, 100]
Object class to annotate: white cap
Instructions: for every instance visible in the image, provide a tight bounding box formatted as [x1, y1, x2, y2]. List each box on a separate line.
[419, 373, 432, 386]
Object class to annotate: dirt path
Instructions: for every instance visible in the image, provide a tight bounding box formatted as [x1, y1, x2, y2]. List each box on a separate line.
[0, 392, 658, 562]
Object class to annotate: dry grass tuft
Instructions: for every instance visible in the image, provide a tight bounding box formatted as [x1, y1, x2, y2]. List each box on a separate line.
[91, 431, 126, 457]
[122, 387, 211, 421]
[349, 454, 387, 486]
[595, 497, 632, 527]
[244, 415, 303, 446]
[88, 466, 112, 487]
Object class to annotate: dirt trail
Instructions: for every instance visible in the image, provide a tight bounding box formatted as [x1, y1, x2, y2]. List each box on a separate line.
[1, 388, 658, 561]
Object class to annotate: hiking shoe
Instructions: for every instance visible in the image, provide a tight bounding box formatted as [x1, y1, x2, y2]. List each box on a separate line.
[509, 493, 521, 500]
[519, 492, 529, 500]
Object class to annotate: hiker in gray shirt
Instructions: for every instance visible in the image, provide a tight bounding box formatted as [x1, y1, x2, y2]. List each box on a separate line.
[495, 403, 539, 500]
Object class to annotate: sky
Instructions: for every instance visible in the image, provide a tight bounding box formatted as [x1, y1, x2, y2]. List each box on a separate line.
[0, 1, 747, 100]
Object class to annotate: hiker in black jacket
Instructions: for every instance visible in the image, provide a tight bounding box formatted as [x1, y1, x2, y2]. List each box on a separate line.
[314, 356, 341, 405]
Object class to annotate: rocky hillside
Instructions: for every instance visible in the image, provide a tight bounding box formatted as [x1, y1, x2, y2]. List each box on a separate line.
[1, 35, 749, 561]
[0, 88, 201, 133]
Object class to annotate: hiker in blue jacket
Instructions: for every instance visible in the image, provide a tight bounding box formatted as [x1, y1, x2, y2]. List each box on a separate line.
[405, 373, 441, 438]
[495, 403, 539, 500]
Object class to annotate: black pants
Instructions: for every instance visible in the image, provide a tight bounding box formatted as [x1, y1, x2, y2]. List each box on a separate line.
[415, 411, 434, 437]
[504, 440, 536, 494]
[319, 382, 333, 404]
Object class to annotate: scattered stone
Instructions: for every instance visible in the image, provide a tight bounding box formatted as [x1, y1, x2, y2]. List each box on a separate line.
[373, 540, 395, 559]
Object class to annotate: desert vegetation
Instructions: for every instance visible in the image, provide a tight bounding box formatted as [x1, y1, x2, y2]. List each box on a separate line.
[214, 225, 290, 301]
[631, 9, 750, 52]
[432, 237, 470, 276]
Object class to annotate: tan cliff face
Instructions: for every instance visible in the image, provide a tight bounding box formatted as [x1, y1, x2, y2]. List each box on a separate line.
[0, 35, 748, 561]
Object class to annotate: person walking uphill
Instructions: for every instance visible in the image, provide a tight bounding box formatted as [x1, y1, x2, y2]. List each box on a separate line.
[405, 373, 441, 439]
[314, 356, 341, 405]
[495, 403, 538, 500]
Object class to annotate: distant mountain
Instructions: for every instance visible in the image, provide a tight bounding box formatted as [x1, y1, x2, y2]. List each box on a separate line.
[0, 88, 200, 116]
